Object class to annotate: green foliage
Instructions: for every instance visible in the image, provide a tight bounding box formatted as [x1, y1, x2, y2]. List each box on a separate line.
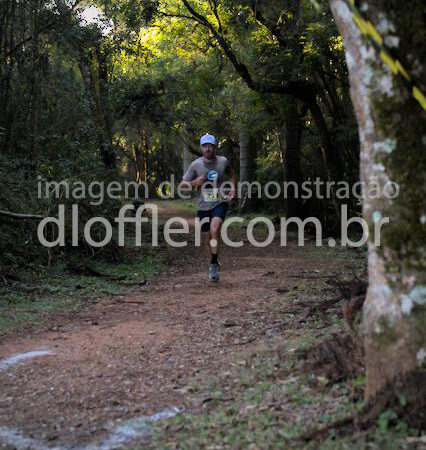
[0, 0, 359, 263]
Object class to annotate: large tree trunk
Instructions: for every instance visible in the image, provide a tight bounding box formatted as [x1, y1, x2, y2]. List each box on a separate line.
[329, 0, 426, 399]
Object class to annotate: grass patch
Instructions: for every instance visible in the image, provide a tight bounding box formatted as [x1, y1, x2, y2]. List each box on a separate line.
[0, 244, 169, 333]
[140, 333, 416, 449]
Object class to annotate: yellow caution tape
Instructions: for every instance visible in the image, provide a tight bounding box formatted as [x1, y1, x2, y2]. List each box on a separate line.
[345, 0, 426, 111]
[413, 87, 426, 111]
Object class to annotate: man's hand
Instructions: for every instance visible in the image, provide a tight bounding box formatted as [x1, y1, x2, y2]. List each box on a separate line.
[226, 189, 237, 202]
[191, 176, 206, 187]
[225, 164, 237, 203]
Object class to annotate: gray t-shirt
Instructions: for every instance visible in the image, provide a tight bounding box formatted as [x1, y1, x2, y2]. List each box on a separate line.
[182, 155, 231, 211]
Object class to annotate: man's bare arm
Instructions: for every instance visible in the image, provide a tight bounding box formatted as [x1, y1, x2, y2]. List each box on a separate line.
[226, 165, 238, 201]
[179, 176, 206, 190]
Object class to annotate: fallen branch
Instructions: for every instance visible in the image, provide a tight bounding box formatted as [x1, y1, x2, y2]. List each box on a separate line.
[0, 209, 45, 220]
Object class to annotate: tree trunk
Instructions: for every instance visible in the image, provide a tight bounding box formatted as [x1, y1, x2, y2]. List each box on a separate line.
[183, 142, 192, 174]
[1, 0, 16, 154]
[239, 127, 258, 210]
[307, 97, 344, 181]
[239, 128, 256, 183]
[281, 98, 304, 218]
[329, 0, 426, 399]
[28, 0, 40, 169]
[78, 52, 115, 170]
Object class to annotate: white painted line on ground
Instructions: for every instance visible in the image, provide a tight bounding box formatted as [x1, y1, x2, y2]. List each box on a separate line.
[0, 427, 61, 450]
[0, 407, 180, 450]
[0, 349, 55, 370]
[87, 406, 181, 450]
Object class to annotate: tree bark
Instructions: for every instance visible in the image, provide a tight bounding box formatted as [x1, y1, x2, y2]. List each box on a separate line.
[280, 98, 304, 218]
[239, 128, 256, 184]
[239, 127, 258, 211]
[329, 0, 426, 398]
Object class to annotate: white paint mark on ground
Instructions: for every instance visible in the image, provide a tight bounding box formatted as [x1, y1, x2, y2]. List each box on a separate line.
[0, 349, 55, 371]
[0, 407, 180, 450]
[88, 407, 181, 450]
[0, 427, 61, 450]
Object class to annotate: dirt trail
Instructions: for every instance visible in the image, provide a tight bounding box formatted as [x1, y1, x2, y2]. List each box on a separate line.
[0, 203, 347, 449]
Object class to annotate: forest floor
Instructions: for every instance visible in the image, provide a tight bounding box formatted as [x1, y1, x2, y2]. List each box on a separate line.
[0, 202, 421, 450]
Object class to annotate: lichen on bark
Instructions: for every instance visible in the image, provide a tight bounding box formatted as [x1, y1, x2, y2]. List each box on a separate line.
[329, 0, 426, 399]
[367, 0, 426, 277]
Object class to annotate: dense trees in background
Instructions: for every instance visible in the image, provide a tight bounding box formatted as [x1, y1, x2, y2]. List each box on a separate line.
[0, 0, 359, 264]
[174, 0, 359, 215]
[1, 0, 425, 421]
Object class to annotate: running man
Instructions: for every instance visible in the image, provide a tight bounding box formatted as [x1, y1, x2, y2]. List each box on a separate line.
[180, 133, 237, 283]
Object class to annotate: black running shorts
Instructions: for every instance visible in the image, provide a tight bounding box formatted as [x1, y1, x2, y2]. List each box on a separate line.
[197, 202, 229, 232]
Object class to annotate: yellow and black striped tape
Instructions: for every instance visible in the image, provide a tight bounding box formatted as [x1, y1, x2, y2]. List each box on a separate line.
[345, 0, 426, 111]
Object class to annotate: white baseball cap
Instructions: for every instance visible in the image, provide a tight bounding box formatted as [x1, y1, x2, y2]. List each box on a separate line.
[200, 133, 216, 146]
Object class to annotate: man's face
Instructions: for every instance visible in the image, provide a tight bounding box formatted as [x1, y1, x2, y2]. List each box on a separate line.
[201, 143, 216, 159]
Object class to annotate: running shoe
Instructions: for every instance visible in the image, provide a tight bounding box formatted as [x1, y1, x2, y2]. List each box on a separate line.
[208, 263, 220, 283]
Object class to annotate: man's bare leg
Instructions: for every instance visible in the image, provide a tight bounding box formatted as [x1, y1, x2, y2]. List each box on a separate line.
[203, 231, 212, 260]
[209, 217, 223, 258]
[207, 217, 223, 282]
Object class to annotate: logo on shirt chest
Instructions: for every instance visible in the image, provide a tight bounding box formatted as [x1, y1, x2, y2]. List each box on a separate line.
[207, 170, 219, 181]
